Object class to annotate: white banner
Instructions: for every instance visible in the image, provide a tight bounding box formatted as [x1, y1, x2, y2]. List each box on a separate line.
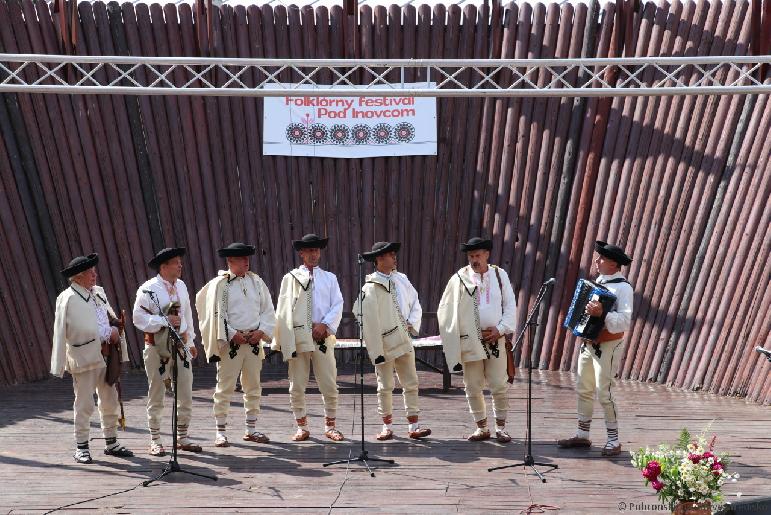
[262, 83, 437, 158]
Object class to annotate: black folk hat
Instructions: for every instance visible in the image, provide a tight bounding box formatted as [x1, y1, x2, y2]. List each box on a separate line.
[61, 253, 99, 278]
[362, 241, 401, 262]
[293, 234, 329, 251]
[148, 247, 186, 270]
[460, 236, 493, 252]
[218, 242, 256, 258]
[594, 240, 632, 266]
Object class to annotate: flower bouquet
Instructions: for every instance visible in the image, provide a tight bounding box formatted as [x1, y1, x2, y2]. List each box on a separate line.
[631, 428, 739, 514]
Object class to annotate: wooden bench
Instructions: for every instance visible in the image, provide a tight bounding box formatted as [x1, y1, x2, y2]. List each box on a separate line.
[264, 312, 454, 391]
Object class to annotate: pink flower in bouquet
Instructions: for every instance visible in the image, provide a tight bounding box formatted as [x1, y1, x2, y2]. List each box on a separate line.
[642, 461, 662, 480]
[702, 451, 715, 461]
[689, 453, 702, 464]
[651, 479, 664, 492]
[711, 462, 724, 476]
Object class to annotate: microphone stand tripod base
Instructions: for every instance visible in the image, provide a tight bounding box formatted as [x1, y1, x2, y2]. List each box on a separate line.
[488, 455, 558, 483]
[488, 281, 558, 483]
[323, 254, 396, 478]
[141, 291, 216, 487]
[143, 457, 217, 486]
[323, 450, 396, 478]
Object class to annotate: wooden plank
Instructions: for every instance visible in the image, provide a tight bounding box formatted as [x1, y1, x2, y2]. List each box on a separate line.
[262, 4, 295, 285]
[75, 1, 145, 362]
[437, 3, 477, 305]
[106, 1, 164, 255]
[488, 1, 523, 270]
[540, 0, 597, 370]
[453, 0, 492, 255]
[148, 3, 202, 292]
[121, 3, 174, 247]
[0, 133, 40, 383]
[93, 1, 155, 272]
[179, 2, 223, 281]
[0, 0, 62, 303]
[529, 2, 578, 367]
[427, 3, 460, 313]
[557, 0, 617, 371]
[513, 3, 557, 364]
[620, 0, 699, 379]
[162, 2, 210, 295]
[414, 4, 444, 315]
[468, 0, 505, 235]
[216, 4, 247, 248]
[235, 4, 270, 285]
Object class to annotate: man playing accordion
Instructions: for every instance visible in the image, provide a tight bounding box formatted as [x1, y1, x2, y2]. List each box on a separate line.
[558, 241, 633, 457]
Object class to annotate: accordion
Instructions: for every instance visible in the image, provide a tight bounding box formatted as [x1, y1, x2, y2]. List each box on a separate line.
[564, 279, 617, 340]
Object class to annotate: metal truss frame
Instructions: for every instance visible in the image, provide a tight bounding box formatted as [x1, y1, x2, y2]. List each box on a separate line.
[1, 53, 769, 97]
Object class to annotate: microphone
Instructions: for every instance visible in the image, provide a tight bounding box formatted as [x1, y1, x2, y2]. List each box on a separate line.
[756, 346, 771, 362]
[543, 277, 556, 286]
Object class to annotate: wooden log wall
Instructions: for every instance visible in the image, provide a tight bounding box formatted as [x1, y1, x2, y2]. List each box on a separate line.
[0, 0, 768, 404]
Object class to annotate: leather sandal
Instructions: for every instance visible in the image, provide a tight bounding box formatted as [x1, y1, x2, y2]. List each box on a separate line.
[149, 441, 166, 457]
[324, 428, 345, 442]
[495, 429, 512, 443]
[176, 441, 202, 453]
[104, 445, 134, 457]
[243, 432, 270, 443]
[214, 434, 230, 447]
[408, 427, 432, 439]
[292, 428, 311, 442]
[375, 428, 394, 441]
[602, 443, 622, 456]
[557, 436, 592, 448]
[468, 428, 491, 441]
[74, 449, 92, 464]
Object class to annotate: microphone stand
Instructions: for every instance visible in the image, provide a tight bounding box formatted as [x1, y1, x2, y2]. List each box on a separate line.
[323, 254, 395, 477]
[142, 290, 216, 486]
[488, 279, 558, 483]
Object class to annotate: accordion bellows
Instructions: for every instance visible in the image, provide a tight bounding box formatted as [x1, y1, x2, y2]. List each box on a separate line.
[564, 279, 617, 340]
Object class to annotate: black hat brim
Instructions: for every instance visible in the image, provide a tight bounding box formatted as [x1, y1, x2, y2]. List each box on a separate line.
[362, 242, 401, 262]
[148, 247, 186, 270]
[61, 253, 99, 278]
[218, 243, 256, 258]
[594, 240, 632, 266]
[293, 237, 329, 251]
[460, 239, 493, 252]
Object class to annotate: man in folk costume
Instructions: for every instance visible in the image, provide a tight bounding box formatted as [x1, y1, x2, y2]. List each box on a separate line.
[195, 243, 276, 447]
[558, 241, 633, 457]
[437, 237, 517, 443]
[133, 247, 201, 456]
[391, 266, 422, 337]
[272, 234, 345, 442]
[51, 254, 134, 463]
[354, 242, 431, 441]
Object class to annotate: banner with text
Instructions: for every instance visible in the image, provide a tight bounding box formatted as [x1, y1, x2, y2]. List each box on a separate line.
[263, 83, 437, 158]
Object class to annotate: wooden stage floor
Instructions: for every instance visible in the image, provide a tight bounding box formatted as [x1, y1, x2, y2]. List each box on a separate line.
[0, 366, 768, 514]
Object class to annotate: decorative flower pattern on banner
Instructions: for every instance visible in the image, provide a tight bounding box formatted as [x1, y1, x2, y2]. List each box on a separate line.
[394, 122, 416, 143]
[330, 124, 349, 144]
[285, 122, 416, 145]
[309, 124, 328, 144]
[373, 123, 392, 144]
[286, 123, 306, 144]
[352, 124, 371, 144]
